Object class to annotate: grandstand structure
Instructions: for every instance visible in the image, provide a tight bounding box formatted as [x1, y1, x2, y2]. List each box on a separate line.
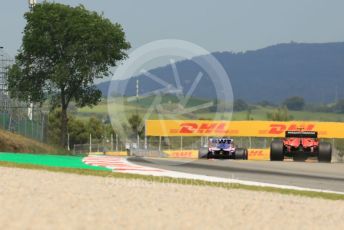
[0, 47, 12, 112]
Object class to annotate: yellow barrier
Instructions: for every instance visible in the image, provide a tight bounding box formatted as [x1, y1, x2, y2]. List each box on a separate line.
[248, 149, 270, 161]
[146, 120, 344, 138]
[163, 149, 270, 160]
[164, 150, 199, 159]
[89, 152, 105, 155]
[91, 149, 270, 160]
[105, 151, 128, 156]
[89, 151, 128, 156]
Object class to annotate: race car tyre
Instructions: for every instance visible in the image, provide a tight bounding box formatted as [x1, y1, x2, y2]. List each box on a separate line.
[198, 147, 209, 159]
[270, 140, 284, 161]
[244, 148, 248, 160]
[235, 148, 247, 160]
[318, 142, 332, 163]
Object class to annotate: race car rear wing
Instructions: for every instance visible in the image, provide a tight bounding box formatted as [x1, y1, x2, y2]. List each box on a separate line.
[285, 131, 318, 138]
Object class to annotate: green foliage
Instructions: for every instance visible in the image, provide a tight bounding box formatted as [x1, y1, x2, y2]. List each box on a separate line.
[333, 100, 344, 113]
[245, 108, 254, 120]
[283, 96, 305, 111]
[8, 2, 130, 146]
[300, 100, 344, 114]
[233, 99, 248, 112]
[128, 114, 145, 138]
[48, 109, 89, 146]
[68, 119, 89, 147]
[266, 106, 294, 121]
[47, 110, 63, 145]
[87, 117, 104, 140]
[257, 100, 276, 107]
[48, 109, 114, 146]
[304, 103, 333, 113]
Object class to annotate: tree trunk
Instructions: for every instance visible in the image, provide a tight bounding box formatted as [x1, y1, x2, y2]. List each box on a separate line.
[60, 105, 68, 148]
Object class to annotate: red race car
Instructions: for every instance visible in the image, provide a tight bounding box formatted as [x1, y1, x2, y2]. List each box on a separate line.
[270, 131, 332, 162]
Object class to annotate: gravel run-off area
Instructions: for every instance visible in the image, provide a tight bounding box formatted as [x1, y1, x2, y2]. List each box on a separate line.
[1, 167, 344, 230]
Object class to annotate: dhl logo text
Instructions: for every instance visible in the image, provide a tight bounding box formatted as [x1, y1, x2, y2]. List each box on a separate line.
[169, 152, 193, 158]
[176, 122, 229, 134]
[268, 124, 315, 135]
[248, 150, 264, 156]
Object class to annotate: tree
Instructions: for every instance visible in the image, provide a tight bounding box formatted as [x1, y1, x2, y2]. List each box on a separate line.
[7, 2, 130, 147]
[48, 110, 116, 148]
[87, 117, 104, 140]
[258, 100, 275, 107]
[47, 109, 63, 145]
[128, 114, 145, 138]
[68, 118, 89, 147]
[233, 99, 249, 112]
[333, 99, 344, 113]
[282, 96, 305, 111]
[48, 109, 88, 147]
[266, 106, 293, 121]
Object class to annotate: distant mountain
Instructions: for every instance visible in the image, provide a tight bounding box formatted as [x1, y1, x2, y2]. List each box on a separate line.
[98, 42, 344, 103]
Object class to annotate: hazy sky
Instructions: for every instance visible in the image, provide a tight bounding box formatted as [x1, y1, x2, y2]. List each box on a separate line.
[1, 0, 343, 57]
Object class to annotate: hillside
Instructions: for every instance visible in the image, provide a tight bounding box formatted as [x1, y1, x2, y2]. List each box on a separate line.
[78, 98, 344, 122]
[0, 129, 67, 154]
[99, 42, 344, 103]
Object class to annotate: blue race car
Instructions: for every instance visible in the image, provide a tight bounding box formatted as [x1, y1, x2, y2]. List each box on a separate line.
[199, 137, 248, 160]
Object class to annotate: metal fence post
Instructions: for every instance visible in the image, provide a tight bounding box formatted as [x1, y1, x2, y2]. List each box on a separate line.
[89, 133, 92, 154]
[181, 136, 183, 151]
[67, 133, 70, 151]
[333, 138, 336, 160]
[31, 120, 34, 139]
[110, 133, 113, 151]
[115, 134, 118, 151]
[24, 118, 27, 137]
[41, 114, 44, 142]
[144, 136, 147, 149]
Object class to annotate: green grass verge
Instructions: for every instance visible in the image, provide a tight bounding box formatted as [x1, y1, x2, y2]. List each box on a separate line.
[1, 161, 344, 201]
[0, 153, 110, 171]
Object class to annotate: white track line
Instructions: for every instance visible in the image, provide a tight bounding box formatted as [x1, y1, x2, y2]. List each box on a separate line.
[83, 156, 344, 195]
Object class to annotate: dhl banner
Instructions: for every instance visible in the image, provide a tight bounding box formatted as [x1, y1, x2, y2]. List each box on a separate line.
[89, 152, 105, 155]
[105, 151, 128, 156]
[90, 151, 128, 156]
[164, 149, 270, 161]
[248, 149, 270, 161]
[163, 149, 269, 160]
[164, 150, 199, 159]
[145, 120, 344, 138]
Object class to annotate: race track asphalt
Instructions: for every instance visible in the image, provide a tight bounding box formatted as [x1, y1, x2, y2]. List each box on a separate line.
[128, 157, 344, 192]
